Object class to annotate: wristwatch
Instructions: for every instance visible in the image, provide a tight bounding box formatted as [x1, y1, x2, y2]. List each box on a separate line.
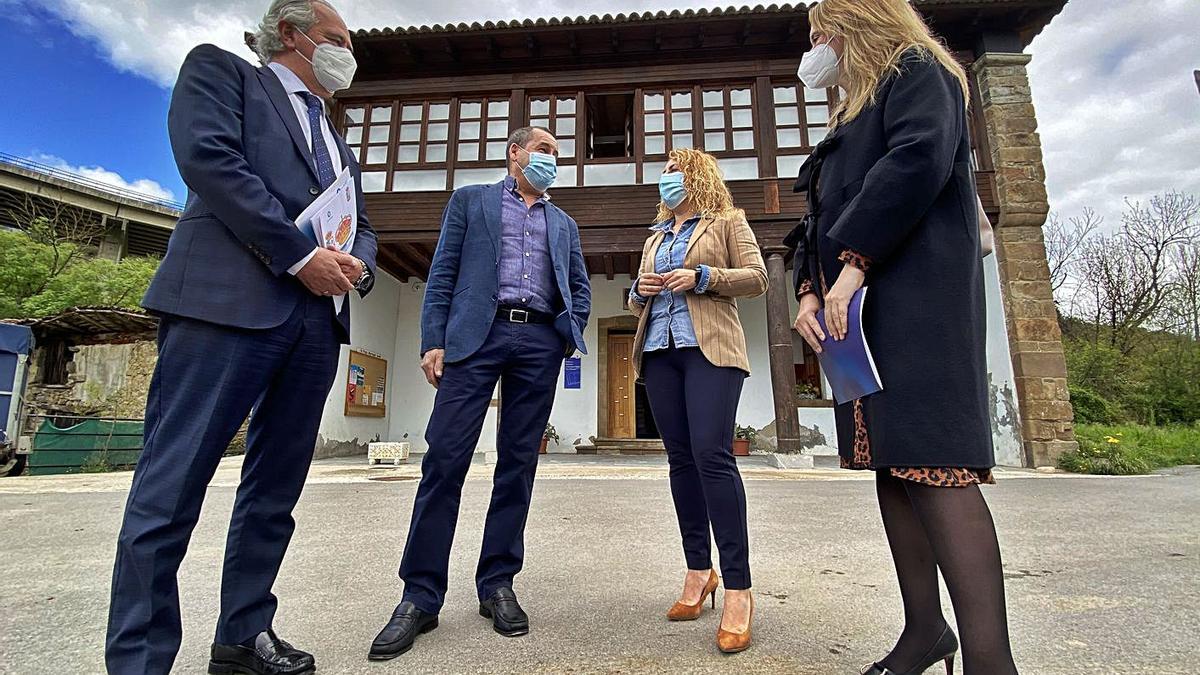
[694, 267, 703, 286]
[353, 258, 372, 290]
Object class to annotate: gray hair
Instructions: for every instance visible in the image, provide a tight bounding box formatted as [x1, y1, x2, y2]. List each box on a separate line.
[252, 0, 337, 64]
[507, 126, 553, 166]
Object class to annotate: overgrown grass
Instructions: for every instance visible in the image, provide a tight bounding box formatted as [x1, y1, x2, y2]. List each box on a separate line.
[1059, 424, 1200, 475]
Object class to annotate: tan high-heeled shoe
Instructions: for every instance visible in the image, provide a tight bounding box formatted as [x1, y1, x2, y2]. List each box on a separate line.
[716, 591, 754, 654]
[666, 570, 719, 621]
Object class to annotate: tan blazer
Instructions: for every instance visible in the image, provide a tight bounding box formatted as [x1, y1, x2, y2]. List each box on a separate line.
[629, 212, 767, 377]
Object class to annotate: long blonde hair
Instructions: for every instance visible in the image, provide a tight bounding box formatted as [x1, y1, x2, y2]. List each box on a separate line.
[809, 0, 970, 129]
[654, 148, 743, 224]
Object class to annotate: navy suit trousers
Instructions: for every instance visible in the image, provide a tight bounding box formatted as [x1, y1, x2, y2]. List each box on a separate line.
[642, 347, 751, 589]
[399, 320, 565, 613]
[106, 294, 339, 675]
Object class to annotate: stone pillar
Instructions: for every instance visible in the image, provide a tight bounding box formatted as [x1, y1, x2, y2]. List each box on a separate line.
[972, 52, 1077, 467]
[764, 249, 801, 455]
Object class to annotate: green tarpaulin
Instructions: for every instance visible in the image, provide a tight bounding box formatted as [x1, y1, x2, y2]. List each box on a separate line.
[30, 418, 143, 475]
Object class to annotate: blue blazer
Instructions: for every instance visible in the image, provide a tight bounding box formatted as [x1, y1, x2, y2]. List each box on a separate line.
[420, 180, 591, 362]
[143, 44, 378, 343]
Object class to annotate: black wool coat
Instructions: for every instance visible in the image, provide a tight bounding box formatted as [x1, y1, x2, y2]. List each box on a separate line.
[791, 51, 994, 469]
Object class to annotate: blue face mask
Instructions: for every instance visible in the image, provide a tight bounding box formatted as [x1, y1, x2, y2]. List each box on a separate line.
[518, 147, 557, 193]
[659, 171, 688, 209]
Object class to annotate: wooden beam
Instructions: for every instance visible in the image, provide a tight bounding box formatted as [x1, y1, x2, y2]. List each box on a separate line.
[376, 245, 411, 281]
[628, 253, 640, 279]
[603, 255, 615, 280]
[391, 243, 431, 281]
[764, 250, 801, 454]
[404, 243, 434, 270]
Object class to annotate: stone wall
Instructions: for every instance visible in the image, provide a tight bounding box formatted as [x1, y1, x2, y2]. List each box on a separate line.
[972, 52, 1078, 467]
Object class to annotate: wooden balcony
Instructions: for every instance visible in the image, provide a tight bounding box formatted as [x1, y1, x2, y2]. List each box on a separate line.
[370, 170, 997, 281]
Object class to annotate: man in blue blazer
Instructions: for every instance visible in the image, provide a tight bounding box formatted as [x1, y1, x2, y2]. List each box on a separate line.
[106, 2, 376, 674]
[369, 126, 590, 659]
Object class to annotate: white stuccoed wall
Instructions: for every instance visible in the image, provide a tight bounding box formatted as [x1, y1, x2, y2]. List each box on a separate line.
[315, 271, 402, 457]
[380, 263, 1024, 466]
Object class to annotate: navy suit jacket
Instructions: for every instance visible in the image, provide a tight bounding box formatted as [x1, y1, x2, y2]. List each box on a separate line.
[420, 180, 591, 362]
[143, 44, 378, 343]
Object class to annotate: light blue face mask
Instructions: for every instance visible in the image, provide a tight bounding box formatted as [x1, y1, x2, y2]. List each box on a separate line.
[518, 147, 557, 193]
[659, 171, 688, 209]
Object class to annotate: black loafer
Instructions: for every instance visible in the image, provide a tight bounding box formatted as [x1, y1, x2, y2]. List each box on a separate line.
[209, 629, 314, 674]
[368, 601, 439, 661]
[479, 587, 529, 637]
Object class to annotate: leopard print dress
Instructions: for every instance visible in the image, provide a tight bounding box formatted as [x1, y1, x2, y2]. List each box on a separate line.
[799, 254, 994, 488]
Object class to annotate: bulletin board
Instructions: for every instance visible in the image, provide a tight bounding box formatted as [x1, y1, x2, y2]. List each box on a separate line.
[345, 350, 388, 418]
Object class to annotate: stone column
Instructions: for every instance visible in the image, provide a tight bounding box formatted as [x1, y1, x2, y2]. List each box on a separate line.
[764, 249, 801, 455]
[972, 52, 1077, 467]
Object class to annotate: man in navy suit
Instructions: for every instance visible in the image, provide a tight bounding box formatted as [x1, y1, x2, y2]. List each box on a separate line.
[105, 2, 376, 674]
[369, 126, 591, 660]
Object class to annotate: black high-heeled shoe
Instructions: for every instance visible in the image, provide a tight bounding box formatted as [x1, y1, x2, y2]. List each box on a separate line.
[860, 625, 959, 675]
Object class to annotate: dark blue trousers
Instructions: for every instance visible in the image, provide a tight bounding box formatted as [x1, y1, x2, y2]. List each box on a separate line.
[106, 295, 339, 675]
[399, 320, 564, 614]
[642, 347, 751, 589]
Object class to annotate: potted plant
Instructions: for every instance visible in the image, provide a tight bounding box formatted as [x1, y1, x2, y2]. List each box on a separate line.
[540, 423, 560, 454]
[733, 424, 757, 456]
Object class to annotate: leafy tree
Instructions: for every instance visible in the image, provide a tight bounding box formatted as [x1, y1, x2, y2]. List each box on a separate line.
[0, 229, 158, 319]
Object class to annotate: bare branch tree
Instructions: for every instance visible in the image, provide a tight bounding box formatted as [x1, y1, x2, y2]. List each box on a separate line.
[1166, 239, 1200, 341]
[1074, 192, 1199, 354]
[1045, 207, 1102, 297]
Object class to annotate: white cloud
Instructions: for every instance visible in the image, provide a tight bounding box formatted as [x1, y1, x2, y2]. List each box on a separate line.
[1028, 0, 1200, 226]
[25, 0, 1200, 227]
[29, 153, 177, 202]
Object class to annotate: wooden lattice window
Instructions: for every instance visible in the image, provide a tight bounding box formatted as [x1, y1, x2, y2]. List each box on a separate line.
[773, 84, 838, 179]
[699, 86, 756, 153]
[528, 95, 577, 159]
[642, 90, 696, 158]
[456, 98, 511, 164]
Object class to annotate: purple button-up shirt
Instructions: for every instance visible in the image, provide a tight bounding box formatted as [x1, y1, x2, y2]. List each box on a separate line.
[497, 175, 557, 314]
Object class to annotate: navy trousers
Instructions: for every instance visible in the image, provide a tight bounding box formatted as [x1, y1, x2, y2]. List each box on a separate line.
[642, 347, 751, 589]
[399, 320, 564, 613]
[106, 294, 339, 675]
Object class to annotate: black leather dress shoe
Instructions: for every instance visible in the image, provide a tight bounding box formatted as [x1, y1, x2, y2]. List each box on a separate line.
[369, 601, 439, 661]
[479, 587, 529, 637]
[208, 629, 315, 674]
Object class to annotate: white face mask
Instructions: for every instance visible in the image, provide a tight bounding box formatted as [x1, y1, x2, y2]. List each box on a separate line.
[296, 29, 357, 93]
[797, 42, 841, 90]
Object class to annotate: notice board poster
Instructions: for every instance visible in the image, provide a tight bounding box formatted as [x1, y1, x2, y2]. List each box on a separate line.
[346, 350, 388, 418]
[563, 357, 581, 389]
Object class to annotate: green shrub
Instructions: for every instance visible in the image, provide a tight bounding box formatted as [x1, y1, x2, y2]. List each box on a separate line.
[1060, 424, 1200, 474]
[1058, 434, 1150, 475]
[1068, 386, 1120, 425]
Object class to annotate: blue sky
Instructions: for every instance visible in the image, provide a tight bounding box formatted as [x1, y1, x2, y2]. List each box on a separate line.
[1, 0, 1198, 221]
[0, 3, 182, 200]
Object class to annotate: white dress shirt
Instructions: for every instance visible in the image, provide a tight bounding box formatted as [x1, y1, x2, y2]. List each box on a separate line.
[268, 61, 344, 276]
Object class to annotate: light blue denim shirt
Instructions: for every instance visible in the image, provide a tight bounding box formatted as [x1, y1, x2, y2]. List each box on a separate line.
[630, 216, 713, 353]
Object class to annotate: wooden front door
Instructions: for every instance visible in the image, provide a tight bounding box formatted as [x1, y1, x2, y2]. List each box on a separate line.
[607, 334, 636, 438]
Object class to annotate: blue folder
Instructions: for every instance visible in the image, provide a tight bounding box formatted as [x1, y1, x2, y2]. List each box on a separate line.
[814, 288, 883, 404]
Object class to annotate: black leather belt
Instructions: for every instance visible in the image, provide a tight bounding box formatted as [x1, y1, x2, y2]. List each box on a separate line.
[496, 306, 553, 324]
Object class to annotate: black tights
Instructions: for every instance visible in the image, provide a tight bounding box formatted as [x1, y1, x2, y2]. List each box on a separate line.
[875, 471, 1017, 675]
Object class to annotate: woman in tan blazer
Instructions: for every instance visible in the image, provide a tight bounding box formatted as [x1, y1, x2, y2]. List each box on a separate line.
[628, 148, 767, 653]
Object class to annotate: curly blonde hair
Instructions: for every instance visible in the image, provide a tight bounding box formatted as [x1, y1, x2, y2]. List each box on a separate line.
[654, 148, 743, 224]
[810, 0, 969, 130]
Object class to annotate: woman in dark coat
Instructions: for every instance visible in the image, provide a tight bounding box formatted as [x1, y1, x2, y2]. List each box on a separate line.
[788, 1, 1017, 673]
